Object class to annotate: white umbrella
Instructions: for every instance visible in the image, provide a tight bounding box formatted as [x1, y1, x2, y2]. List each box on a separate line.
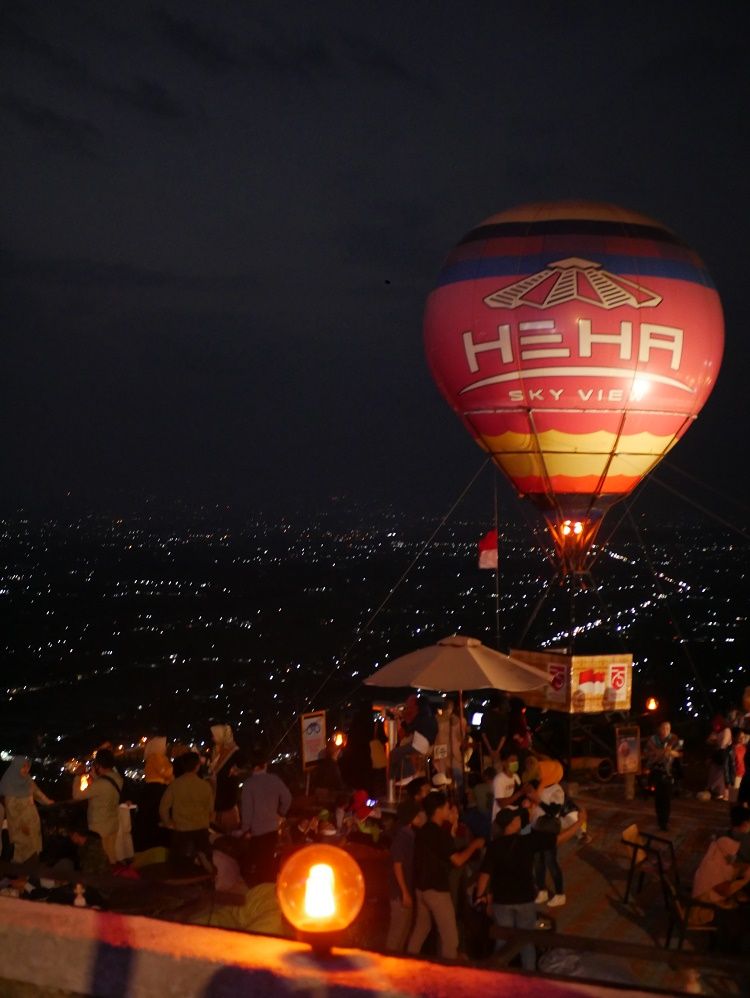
[364, 634, 549, 693]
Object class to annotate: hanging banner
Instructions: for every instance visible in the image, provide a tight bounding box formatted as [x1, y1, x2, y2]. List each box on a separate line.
[300, 710, 327, 770]
[510, 649, 632, 714]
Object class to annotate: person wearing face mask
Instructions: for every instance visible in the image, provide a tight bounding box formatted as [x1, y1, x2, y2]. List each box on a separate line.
[491, 754, 524, 826]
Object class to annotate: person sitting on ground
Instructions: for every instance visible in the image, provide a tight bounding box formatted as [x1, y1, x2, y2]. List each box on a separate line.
[0, 756, 54, 865]
[73, 748, 122, 865]
[475, 806, 583, 971]
[68, 819, 110, 876]
[406, 791, 485, 960]
[159, 751, 215, 874]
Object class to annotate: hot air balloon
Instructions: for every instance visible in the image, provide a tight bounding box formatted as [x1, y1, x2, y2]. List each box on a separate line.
[424, 202, 724, 575]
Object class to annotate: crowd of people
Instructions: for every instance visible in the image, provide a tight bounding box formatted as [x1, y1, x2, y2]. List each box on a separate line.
[0, 726, 295, 890]
[374, 699, 590, 966]
[2, 690, 750, 967]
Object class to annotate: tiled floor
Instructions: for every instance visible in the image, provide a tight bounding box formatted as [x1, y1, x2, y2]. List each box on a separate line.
[538, 784, 736, 991]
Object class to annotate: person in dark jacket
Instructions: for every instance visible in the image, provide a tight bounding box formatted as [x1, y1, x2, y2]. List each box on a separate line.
[406, 791, 484, 959]
[476, 807, 582, 970]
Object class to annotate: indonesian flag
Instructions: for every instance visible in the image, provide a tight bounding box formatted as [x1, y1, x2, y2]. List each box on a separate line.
[478, 529, 498, 569]
[578, 668, 606, 695]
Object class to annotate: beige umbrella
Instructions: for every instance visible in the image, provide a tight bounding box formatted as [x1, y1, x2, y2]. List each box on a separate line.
[364, 634, 549, 694]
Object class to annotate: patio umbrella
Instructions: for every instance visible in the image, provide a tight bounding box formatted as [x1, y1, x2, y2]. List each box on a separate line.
[364, 634, 549, 694]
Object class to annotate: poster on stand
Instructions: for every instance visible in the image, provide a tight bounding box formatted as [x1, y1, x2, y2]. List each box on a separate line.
[615, 725, 641, 775]
[300, 710, 327, 769]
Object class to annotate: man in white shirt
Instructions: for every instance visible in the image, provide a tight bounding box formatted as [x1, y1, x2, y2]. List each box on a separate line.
[491, 754, 524, 824]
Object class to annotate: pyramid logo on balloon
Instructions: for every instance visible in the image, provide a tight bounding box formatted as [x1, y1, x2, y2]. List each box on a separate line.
[483, 257, 663, 311]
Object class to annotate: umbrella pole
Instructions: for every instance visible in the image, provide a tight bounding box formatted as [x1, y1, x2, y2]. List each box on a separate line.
[385, 716, 398, 805]
[459, 689, 466, 805]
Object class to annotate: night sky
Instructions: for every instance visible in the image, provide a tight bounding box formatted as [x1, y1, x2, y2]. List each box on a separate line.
[2, 2, 748, 518]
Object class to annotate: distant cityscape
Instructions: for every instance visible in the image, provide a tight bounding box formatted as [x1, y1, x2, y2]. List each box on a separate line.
[1, 503, 747, 762]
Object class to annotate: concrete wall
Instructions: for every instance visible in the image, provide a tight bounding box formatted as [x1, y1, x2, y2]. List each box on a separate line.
[0, 897, 657, 998]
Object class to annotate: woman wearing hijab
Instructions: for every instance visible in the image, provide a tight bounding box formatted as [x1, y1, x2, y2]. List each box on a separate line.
[0, 756, 54, 863]
[144, 736, 173, 786]
[209, 724, 243, 832]
[133, 736, 173, 851]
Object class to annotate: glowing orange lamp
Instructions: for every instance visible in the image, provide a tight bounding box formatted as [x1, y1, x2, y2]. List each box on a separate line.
[332, 730, 346, 748]
[646, 696, 659, 712]
[276, 844, 365, 955]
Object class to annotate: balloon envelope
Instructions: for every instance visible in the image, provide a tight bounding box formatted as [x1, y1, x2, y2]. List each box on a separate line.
[424, 201, 724, 572]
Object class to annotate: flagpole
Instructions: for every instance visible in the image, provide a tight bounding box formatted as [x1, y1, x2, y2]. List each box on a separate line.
[493, 472, 501, 650]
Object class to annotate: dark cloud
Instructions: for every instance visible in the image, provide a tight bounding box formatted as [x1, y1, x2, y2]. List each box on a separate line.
[152, 8, 241, 75]
[155, 7, 425, 91]
[155, 7, 339, 82]
[1, 253, 176, 289]
[1, 10, 186, 120]
[0, 13, 92, 88]
[0, 1, 748, 512]
[247, 35, 339, 81]
[341, 32, 418, 85]
[101, 77, 185, 118]
[0, 91, 101, 157]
